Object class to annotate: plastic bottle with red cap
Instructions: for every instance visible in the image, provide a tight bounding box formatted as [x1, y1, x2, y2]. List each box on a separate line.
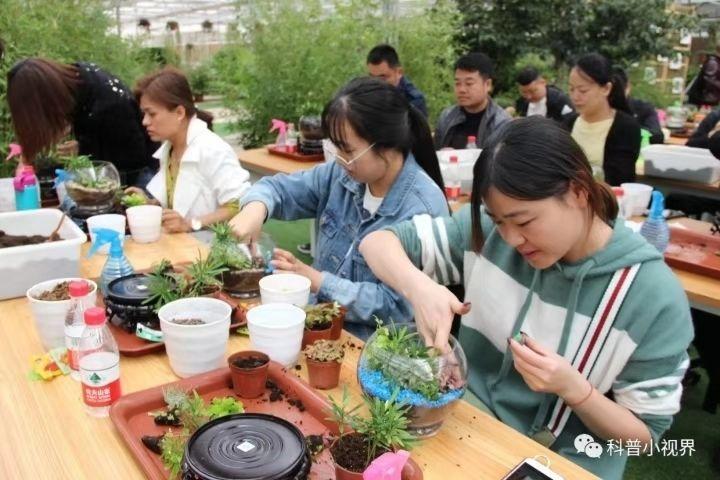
[445, 155, 461, 202]
[64, 280, 90, 380]
[465, 135, 478, 149]
[78, 307, 121, 417]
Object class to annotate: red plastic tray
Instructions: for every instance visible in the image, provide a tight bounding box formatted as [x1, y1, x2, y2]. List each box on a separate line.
[665, 227, 720, 279]
[110, 363, 338, 479]
[267, 145, 324, 162]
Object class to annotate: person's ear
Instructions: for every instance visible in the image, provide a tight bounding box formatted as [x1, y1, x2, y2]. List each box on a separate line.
[175, 105, 186, 121]
[567, 181, 589, 209]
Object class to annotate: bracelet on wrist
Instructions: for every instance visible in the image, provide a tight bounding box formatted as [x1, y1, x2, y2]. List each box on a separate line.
[566, 379, 594, 408]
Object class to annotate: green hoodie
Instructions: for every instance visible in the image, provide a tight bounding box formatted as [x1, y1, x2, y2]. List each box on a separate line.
[387, 205, 693, 480]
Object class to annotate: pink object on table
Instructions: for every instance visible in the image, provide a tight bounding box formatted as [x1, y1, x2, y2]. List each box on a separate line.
[5, 143, 22, 161]
[657, 109, 667, 126]
[363, 450, 410, 480]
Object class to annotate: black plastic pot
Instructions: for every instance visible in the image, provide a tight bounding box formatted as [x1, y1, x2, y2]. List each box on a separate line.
[105, 274, 159, 333]
[182, 413, 311, 480]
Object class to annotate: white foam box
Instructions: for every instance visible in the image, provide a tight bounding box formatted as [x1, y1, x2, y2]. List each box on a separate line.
[642, 144, 720, 184]
[437, 148, 481, 194]
[0, 209, 87, 299]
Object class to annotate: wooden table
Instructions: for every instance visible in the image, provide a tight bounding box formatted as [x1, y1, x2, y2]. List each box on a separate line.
[237, 146, 323, 177]
[0, 233, 597, 480]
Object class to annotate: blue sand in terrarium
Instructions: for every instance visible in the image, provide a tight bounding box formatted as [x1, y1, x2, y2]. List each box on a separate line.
[358, 366, 464, 408]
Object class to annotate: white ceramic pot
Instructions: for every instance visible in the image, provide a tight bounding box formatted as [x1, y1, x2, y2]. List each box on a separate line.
[247, 303, 305, 366]
[0, 177, 16, 212]
[86, 214, 126, 254]
[126, 205, 162, 244]
[26, 278, 98, 350]
[259, 273, 311, 306]
[620, 183, 653, 216]
[159, 297, 231, 378]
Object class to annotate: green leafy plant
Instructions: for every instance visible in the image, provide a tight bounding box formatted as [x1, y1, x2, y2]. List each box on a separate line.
[327, 386, 415, 468]
[120, 192, 147, 207]
[62, 154, 93, 172]
[207, 222, 256, 271]
[366, 319, 441, 400]
[155, 389, 244, 478]
[304, 302, 339, 330]
[184, 253, 227, 296]
[145, 255, 227, 310]
[304, 339, 344, 363]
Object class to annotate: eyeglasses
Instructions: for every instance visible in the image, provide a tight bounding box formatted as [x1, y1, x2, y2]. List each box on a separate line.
[323, 139, 376, 167]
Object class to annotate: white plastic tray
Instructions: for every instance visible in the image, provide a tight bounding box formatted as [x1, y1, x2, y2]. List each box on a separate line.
[642, 144, 720, 184]
[0, 209, 87, 299]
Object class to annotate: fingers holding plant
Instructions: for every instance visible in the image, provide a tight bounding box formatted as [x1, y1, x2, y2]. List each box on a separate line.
[271, 248, 323, 292]
[229, 201, 266, 242]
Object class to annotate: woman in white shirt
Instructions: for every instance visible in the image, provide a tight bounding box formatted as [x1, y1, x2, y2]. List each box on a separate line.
[126, 67, 251, 232]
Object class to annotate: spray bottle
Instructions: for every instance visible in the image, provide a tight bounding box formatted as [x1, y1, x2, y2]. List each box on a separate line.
[270, 119, 288, 150]
[87, 228, 134, 295]
[640, 191, 670, 253]
[363, 450, 410, 480]
[13, 165, 40, 210]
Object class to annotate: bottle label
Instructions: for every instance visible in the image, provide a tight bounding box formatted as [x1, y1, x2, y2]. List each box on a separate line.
[80, 352, 121, 407]
[445, 186, 461, 200]
[64, 324, 85, 371]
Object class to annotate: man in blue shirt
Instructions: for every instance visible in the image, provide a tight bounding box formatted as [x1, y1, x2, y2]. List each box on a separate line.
[366, 44, 428, 117]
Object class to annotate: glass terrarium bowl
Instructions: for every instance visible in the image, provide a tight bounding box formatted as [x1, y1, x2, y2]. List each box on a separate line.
[219, 233, 275, 298]
[357, 323, 468, 438]
[65, 160, 121, 207]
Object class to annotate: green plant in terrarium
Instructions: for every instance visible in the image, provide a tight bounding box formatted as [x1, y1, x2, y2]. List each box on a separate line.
[366, 319, 441, 400]
[120, 192, 147, 207]
[62, 154, 93, 172]
[304, 302, 339, 330]
[207, 222, 255, 270]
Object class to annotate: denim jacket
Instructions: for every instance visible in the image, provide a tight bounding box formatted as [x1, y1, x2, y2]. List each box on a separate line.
[240, 155, 448, 338]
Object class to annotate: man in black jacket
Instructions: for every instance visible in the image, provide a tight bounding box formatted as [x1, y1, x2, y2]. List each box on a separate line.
[514, 67, 573, 123]
[366, 44, 428, 117]
[613, 67, 664, 144]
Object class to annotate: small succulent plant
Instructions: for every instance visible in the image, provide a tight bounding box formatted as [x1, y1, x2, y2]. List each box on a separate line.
[304, 339, 344, 363]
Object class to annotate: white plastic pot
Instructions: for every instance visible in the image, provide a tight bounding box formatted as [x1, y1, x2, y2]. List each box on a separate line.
[26, 278, 98, 350]
[159, 297, 231, 378]
[86, 214, 126, 254]
[0, 177, 15, 212]
[620, 183, 653, 216]
[247, 303, 305, 366]
[126, 205, 162, 244]
[259, 273, 311, 306]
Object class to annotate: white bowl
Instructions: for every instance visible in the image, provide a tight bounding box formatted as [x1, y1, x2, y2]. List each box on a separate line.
[126, 205, 162, 244]
[87, 214, 126, 254]
[26, 278, 98, 350]
[621, 183, 653, 216]
[247, 303, 305, 366]
[158, 297, 231, 378]
[259, 273, 311, 306]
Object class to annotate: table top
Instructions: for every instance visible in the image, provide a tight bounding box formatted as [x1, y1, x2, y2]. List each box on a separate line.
[237, 146, 323, 176]
[0, 232, 598, 480]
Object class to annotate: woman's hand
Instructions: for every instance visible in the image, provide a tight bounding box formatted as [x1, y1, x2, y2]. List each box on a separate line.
[123, 186, 148, 199]
[406, 273, 470, 352]
[56, 140, 79, 157]
[509, 333, 589, 404]
[271, 248, 323, 293]
[229, 201, 267, 242]
[161, 209, 191, 233]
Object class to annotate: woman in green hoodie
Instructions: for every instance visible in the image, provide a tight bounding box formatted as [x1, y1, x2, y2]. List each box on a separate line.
[359, 117, 693, 479]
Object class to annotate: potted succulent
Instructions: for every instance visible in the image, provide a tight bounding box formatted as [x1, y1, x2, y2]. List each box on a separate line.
[227, 350, 270, 398]
[301, 302, 340, 348]
[63, 156, 120, 207]
[327, 387, 419, 480]
[145, 255, 227, 311]
[304, 339, 344, 389]
[357, 321, 468, 438]
[208, 222, 269, 298]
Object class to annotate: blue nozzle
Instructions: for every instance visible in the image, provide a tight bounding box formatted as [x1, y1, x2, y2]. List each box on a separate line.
[54, 169, 70, 189]
[649, 190, 665, 220]
[87, 228, 124, 258]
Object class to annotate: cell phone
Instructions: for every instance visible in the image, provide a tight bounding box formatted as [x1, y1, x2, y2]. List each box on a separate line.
[501, 458, 565, 480]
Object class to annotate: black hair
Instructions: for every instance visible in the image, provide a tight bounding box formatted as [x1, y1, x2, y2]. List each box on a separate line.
[612, 65, 629, 91]
[367, 44, 400, 68]
[573, 53, 630, 113]
[515, 67, 541, 86]
[455, 52, 494, 79]
[322, 77, 445, 194]
[470, 117, 618, 252]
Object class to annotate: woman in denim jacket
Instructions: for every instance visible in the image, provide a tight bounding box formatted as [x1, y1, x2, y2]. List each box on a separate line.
[230, 77, 448, 338]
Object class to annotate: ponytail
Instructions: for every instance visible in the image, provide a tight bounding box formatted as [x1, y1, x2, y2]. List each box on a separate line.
[608, 75, 631, 114]
[196, 109, 214, 131]
[407, 105, 445, 194]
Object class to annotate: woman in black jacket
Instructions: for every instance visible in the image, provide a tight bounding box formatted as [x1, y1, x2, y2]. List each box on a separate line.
[562, 53, 641, 186]
[6, 58, 157, 187]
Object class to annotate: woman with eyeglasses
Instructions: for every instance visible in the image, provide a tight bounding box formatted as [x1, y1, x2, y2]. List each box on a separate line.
[229, 77, 448, 338]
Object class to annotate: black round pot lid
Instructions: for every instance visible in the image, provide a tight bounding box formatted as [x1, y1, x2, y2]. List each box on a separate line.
[184, 413, 308, 480]
[106, 273, 153, 306]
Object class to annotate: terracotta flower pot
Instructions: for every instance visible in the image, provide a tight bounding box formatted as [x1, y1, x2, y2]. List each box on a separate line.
[228, 350, 269, 398]
[306, 356, 341, 390]
[334, 455, 424, 480]
[329, 307, 347, 340]
[302, 324, 332, 349]
[335, 463, 364, 480]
